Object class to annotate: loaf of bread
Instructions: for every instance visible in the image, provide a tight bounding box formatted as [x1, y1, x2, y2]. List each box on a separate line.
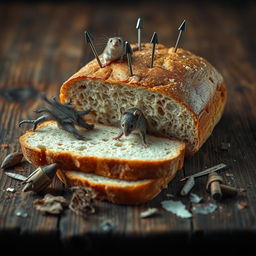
[60, 44, 227, 155]
[19, 121, 185, 181]
[57, 170, 175, 204]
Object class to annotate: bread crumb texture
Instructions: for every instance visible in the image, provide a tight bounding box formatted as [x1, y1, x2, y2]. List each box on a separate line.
[25, 122, 182, 161]
[60, 44, 225, 154]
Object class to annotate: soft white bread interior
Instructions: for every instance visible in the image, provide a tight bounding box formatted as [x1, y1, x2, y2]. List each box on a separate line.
[20, 121, 185, 181]
[57, 170, 175, 204]
[60, 44, 227, 155]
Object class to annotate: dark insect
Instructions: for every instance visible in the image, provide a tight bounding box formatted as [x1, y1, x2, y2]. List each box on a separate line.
[19, 94, 94, 140]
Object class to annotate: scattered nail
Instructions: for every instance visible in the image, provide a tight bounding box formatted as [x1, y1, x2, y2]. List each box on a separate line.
[1, 152, 23, 169]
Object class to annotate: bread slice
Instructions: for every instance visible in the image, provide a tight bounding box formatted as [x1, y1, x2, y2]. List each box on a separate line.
[20, 121, 185, 181]
[60, 44, 227, 156]
[57, 170, 175, 204]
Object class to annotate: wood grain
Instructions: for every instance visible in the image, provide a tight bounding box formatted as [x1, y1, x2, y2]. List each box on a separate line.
[0, 1, 256, 253]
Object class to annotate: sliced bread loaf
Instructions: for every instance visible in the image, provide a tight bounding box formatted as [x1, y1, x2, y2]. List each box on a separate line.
[20, 121, 185, 181]
[57, 170, 174, 204]
[60, 44, 227, 155]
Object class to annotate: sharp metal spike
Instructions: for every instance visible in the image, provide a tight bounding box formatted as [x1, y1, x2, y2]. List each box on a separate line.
[84, 31, 103, 68]
[42, 163, 58, 179]
[150, 32, 158, 68]
[150, 32, 159, 44]
[178, 19, 186, 31]
[5, 172, 27, 181]
[173, 20, 186, 53]
[125, 41, 133, 76]
[136, 17, 143, 29]
[136, 18, 143, 50]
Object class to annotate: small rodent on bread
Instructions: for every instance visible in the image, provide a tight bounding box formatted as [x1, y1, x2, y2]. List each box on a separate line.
[114, 107, 148, 146]
[60, 44, 227, 155]
[103, 37, 124, 66]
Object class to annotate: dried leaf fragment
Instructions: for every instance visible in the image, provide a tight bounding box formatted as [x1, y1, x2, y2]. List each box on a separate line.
[33, 193, 68, 215]
[1, 144, 9, 150]
[161, 200, 192, 218]
[237, 201, 248, 210]
[1, 152, 23, 169]
[69, 186, 96, 217]
[192, 203, 217, 215]
[189, 193, 203, 203]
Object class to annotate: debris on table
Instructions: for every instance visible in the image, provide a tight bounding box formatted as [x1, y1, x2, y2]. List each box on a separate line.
[206, 172, 245, 199]
[220, 142, 231, 151]
[5, 172, 27, 181]
[14, 209, 28, 218]
[69, 186, 96, 217]
[1, 144, 9, 150]
[6, 187, 15, 193]
[165, 193, 175, 198]
[100, 220, 115, 232]
[180, 176, 195, 196]
[206, 172, 223, 201]
[192, 203, 217, 215]
[180, 163, 227, 181]
[161, 200, 192, 218]
[1, 152, 23, 169]
[14, 166, 25, 172]
[189, 193, 203, 203]
[22, 163, 58, 192]
[140, 208, 158, 218]
[33, 193, 68, 215]
[237, 201, 248, 210]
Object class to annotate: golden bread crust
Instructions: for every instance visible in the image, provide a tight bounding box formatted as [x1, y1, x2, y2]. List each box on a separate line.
[19, 121, 185, 181]
[60, 44, 227, 155]
[57, 169, 175, 204]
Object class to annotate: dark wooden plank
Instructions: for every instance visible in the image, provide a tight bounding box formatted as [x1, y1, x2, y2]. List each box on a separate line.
[58, 4, 191, 246]
[176, 2, 256, 234]
[0, 2, 256, 252]
[0, 3, 92, 244]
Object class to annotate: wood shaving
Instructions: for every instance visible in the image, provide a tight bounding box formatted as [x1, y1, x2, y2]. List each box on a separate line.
[69, 186, 96, 217]
[237, 201, 248, 210]
[1, 144, 9, 150]
[14, 166, 25, 172]
[33, 194, 68, 215]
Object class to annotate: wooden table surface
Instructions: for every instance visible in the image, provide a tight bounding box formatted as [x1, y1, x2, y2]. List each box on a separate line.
[0, 1, 256, 254]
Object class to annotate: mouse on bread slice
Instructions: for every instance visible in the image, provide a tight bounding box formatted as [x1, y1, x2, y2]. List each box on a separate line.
[114, 107, 148, 147]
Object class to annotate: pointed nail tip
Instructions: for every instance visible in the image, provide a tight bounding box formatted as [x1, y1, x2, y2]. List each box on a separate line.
[22, 183, 32, 192]
[150, 32, 159, 44]
[136, 17, 143, 29]
[43, 163, 58, 178]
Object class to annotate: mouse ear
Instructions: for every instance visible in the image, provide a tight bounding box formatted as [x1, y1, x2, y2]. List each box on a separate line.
[120, 107, 125, 115]
[133, 109, 140, 116]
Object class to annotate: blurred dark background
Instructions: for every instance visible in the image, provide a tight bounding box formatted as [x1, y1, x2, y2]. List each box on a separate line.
[0, 0, 256, 255]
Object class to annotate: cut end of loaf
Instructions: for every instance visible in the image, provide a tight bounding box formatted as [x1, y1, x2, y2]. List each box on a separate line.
[61, 80, 197, 153]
